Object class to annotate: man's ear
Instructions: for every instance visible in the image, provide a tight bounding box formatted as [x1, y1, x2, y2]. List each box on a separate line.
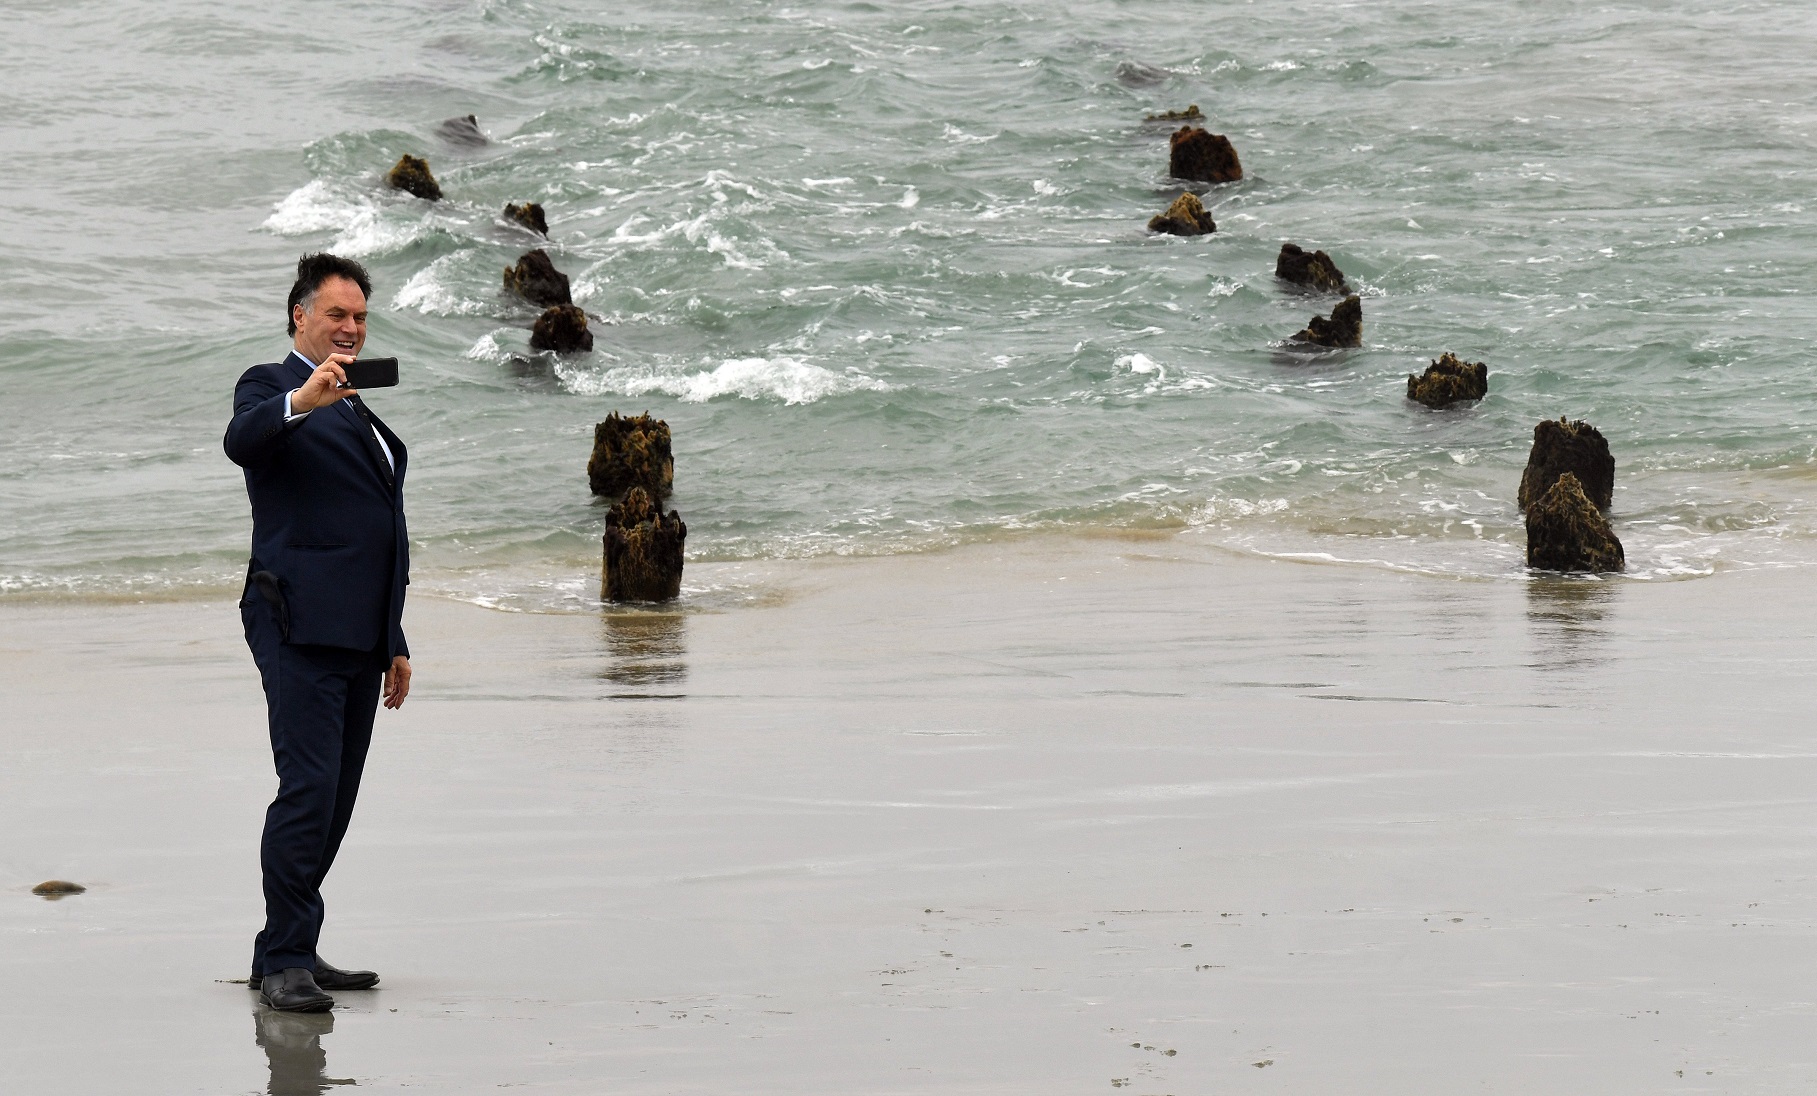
[292, 302, 307, 331]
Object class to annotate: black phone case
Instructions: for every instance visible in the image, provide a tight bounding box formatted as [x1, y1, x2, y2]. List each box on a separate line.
[341, 357, 399, 389]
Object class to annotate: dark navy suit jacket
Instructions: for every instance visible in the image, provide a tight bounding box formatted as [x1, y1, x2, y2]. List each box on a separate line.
[224, 351, 410, 658]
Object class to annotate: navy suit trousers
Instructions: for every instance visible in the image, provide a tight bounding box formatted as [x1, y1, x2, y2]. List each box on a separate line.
[243, 596, 386, 974]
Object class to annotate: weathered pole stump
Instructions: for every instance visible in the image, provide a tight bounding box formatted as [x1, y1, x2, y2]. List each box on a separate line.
[1290, 295, 1362, 347]
[589, 412, 673, 500]
[385, 155, 442, 201]
[1406, 353, 1488, 409]
[1275, 243, 1350, 293]
[1147, 192, 1216, 236]
[435, 114, 487, 146]
[504, 202, 548, 236]
[1168, 126, 1243, 183]
[530, 304, 592, 352]
[1518, 418, 1614, 511]
[1526, 472, 1624, 572]
[504, 248, 572, 308]
[602, 487, 687, 602]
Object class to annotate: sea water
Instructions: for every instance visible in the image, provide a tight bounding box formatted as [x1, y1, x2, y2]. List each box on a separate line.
[3, 0, 1815, 609]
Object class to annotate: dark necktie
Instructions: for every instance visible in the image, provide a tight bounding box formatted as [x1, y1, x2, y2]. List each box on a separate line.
[343, 395, 395, 488]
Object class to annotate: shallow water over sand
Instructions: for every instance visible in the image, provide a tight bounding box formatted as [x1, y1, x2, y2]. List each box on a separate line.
[3, 0, 1816, 606]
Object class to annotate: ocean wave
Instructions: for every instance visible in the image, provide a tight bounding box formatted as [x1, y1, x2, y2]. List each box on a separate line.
[260, 179, 436, 257]
[394, 254, 488, 316]
[558, 357, 889, 405]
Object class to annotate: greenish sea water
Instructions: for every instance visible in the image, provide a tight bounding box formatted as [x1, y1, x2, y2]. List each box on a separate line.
[3, 0, 1815, 608]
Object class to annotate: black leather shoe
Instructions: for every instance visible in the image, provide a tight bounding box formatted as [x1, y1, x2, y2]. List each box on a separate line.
[312, 957, 380, 991]
[259, 967, 334, 1012]
[250, 957, 380, 990]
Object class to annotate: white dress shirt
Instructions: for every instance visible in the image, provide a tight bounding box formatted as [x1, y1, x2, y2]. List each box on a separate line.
[285, 351, 396, 471]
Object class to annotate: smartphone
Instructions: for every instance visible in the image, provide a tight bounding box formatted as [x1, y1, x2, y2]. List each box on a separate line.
[337, 357, 400, 390]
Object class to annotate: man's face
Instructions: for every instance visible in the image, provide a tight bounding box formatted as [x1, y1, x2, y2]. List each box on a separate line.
[293, 275, 368, 363]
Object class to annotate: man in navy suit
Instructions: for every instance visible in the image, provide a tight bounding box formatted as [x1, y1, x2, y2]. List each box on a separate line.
[225, 253, 412, 1012]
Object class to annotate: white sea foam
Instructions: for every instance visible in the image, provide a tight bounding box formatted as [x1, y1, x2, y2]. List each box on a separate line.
[262, 180, 369, 236]
[560, 357, 888, 405]
[394, 254, 486, 316]
[1117, 352, 1164, 379]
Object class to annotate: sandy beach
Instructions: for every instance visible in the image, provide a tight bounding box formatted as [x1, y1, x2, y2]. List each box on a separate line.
[4, 537, 1816, 1093]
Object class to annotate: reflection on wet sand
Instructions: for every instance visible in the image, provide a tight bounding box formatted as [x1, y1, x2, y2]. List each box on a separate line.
[252, 1005, 354, 1095]
[601, 611, 687, 691]
[1526, 574, 1620, 671]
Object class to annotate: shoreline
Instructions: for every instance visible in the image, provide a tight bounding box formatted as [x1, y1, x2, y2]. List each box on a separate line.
[6, 536, 1817, 1092]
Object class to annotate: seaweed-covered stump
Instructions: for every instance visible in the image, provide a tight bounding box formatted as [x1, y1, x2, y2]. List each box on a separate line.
[436, 114, 487, 146]
[1168, 126, 1243, 183]
[1291, 295, 1362, 348]
[1145, 104, 1203, 122]
[1275, 243, 1350, 293]
[603, 487, 687, 602]
[385, 155, 442, 201]
[1518, 417, 1614, 511]
[1526, 473, 1624, 572]
[530, 304, 593, 353]
[504, 248, 572, 308]
[1147, 192, 1216, 236]
[589, 411, 674, 500]
[1407, 353, 1488, 409]
[504, 202, 548, 236]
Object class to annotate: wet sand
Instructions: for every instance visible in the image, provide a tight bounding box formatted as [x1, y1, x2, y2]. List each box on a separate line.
[4, 537, 1817, 1093]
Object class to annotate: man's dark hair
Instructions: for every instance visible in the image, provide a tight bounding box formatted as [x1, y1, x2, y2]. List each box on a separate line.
[287, 253, 373, 336]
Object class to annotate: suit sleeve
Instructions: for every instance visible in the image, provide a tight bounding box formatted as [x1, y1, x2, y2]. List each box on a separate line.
[223, 366, 307, 468]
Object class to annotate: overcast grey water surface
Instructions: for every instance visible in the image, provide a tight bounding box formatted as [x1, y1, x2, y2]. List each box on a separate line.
[3, 0, 1816, 607]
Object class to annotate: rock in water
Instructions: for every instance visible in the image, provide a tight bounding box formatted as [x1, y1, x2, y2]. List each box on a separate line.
[602, 487, 687, 602]
[504, 202, 548, 236]
[1145, 104, 1203, 122]
[1526, 472, 1624, 572]
[32, 880, 85, 898]
[1406, 353, 1488, 408]
[1147, 192, 1216, 236]
[503, 249, 572, 307]
[385, 155, 442, 201]
[589, 412, 674, 500]
[1518, 417, 1614, 511]
[1291, 295, 1362, 347]
[530, 304, 593, 353]
[435, 113, 487, 146]
[1275, 243, 1350, 293]
[1168, 126, 1243, 183]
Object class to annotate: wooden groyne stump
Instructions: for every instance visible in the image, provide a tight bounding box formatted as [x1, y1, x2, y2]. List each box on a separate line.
[385, 155, 442, 201]
[1168, 126, 1242, 183]
[602, 487, 687, 602]
[589, 412, 674, 500]
[1147, 192, 1216, 236]
[1290, 295, 1362, 348]
[530, 304, 593, 352]
[504, 202, 548, 236]
[504, 248, 572, 308]
[1519, 418, 1614, 511]
[1275, 243, 1349, 293]
[1526, 473, 1624, 572]
[1145, 104, 1203, 122]
[1407, 353, 1488, 408]
[435, 113, 487, 146]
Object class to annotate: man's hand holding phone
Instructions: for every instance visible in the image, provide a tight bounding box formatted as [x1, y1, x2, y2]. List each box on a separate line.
[291, 354, 357, 414]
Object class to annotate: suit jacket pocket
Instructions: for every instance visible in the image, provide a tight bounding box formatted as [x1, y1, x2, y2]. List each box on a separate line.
[248, 570, 291, 640]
